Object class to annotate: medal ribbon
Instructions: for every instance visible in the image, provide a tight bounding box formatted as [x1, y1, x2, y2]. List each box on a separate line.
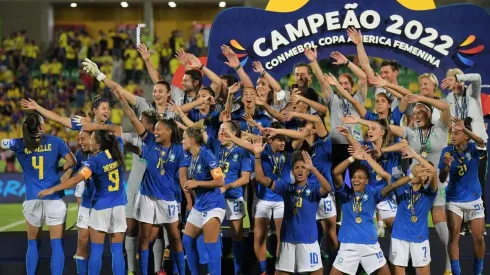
[419, 126, 433, 153]
[219, 145, 236, 168]
[292, 183, 309, 211]
[408, 187, 422, 217]
[352, 191, 364, 217]
[271, 151, 285, 176]
[454, 95, 467, 120]
[187, 147, 201, 180]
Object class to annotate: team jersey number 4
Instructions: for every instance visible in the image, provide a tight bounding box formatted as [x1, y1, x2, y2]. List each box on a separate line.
[32, 156, 44, 179]
[108, 170, 120, 192]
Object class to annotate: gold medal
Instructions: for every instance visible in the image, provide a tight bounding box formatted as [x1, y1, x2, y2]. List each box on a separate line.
[411, 216, 418, 223]
[444, 152, 451, 158]
[421, 151, 428, 158]
[355, 217, 362, 224]
[376, 174, 382, 181]
[160, 169, 165, 175]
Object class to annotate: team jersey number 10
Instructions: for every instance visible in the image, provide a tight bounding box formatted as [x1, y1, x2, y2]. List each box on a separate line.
[108, 170, 120, 192]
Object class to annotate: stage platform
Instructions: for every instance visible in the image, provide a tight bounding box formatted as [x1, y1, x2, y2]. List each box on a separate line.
[0, 228, 489, 274]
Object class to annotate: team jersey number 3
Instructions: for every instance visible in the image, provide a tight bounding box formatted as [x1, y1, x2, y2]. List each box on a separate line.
[108, 170, 120, 191]
[32, 156, 44, 179]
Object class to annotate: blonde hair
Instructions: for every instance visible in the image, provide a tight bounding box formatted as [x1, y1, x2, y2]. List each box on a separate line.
[418, 73, 439, 87]
[446, 68, 464, 82]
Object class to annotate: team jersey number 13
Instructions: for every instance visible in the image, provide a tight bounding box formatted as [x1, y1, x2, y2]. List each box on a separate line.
[108, 170, 120, 192]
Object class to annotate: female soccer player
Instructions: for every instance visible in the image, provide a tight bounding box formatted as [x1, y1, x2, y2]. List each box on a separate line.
[390, 146, 438, 275]
[254, 143, 331, 275]
[230, 87, 272, 135]
[38, 128, 127, 275]
[251, 60, 288, 119]
[330, 146, 429, 275]
[181, 126, 225, 274]
[207, 120, 252, 274]
[1, 112, 76, 275]
[114, 88, 188, 275]
[439, 117, 486, 275]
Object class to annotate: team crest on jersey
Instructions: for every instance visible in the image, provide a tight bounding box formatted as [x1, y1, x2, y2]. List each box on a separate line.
[466, 152, 471, 160]
[197, 164, 202, 172]
[305, 189, 311, 196]
[78, 215, 83, 222]
[169, 154, 175, 162]
[363, 194, 368, 201]
[233, 154, 239, 161]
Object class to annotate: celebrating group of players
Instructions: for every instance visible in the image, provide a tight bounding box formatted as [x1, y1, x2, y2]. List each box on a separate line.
[1, 28, 487, 275]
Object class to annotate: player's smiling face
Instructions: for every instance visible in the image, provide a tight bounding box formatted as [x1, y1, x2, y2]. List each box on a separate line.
[351, 169, 368, 192]
[413, 105, 431, 128]
[79, 131, 91, 152]
[242, 88, 256, 108]
[256, 78, 271, 99]
[292, 160, 309, 183]
[154, 122, 170, 144]
[94, 102, 110, 123]
[196, 89, 212, 111]
[89, 132, 99, 153]
[153, 83, 169, 105]
[419, 77, 436, 98]
[294, 66, 311, 88]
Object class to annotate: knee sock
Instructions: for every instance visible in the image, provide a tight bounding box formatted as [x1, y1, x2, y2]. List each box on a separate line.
[197, 234, 209, 265]
[26, 239, 39, 275]
[259, 260, 267, 273]
[89, 243, 104, 275]
[474, 258, 484, 275]
[139, 248, 149, 275]
[182, 234, 199, 275]
[204, 242, 221, 275]
[153, 238, 164, 272]
[50, 238, 65, 275]
[435, 222, 451, 270]
[450, 259, 461, 275]
[125, 236, 137, 272]
[74, 255, 87, 275]
[111, 242, 125, 275]
[232, 240, 244, 275]
[172, 250, 186, 275]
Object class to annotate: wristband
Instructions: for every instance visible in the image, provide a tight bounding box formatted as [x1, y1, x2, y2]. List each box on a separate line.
[139, 130, 148, 138]
[199, 64, 204, 70]
[345, 60, 350, 66]
[409, 173, 415, 179]
[348, 156, 355, 163]
[260, 70, 267, 77]
[234, 64, 242, 71]
[96, 72, 106, 82]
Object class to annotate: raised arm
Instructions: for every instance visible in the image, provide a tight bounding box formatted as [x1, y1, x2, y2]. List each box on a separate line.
[324, 73, 367, 118]
[368, 73, 412, 98]
[337, 125, 360, 147]
[186, 54, 223, 93]
[222, 171, 251, 192]
[293, 93, 328, 114]
[304, 47, 331, 100]
[408, 94, 450, 127]
[20, 99, 72, 129]
[124, 142, 142, 156]
[81, 123, 123, 137]
[224, 83, 240, 115]
[252, 140, 274, 190]
[138, 44, 164, 84]
[347, 27, 374, 78]
[288, 111, 328, 137]
[303, 151, 331, 195]
[111, 88, 146, 136]
[443, 73, 481, 99]
[38, 173, 85, 198]
[388, 125, 404, 138]
[330, 51, 368, 99]
[453, 117, 485, 148]
[401, 146, 437, 192]
[380, 175, 412, 198]
[222, 45, 253, 88]
[361, 151, 391, 183]
[252, 61, 281, 93]
[263, 127, 309, 141]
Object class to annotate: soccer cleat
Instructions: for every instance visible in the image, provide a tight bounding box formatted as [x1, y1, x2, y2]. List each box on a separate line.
[443, 270, 452, 275]
[260, 272, 267, 275]
[128, 272, 135, 275]
[376, 223, 385, 237]
[155, 270, 167, 275]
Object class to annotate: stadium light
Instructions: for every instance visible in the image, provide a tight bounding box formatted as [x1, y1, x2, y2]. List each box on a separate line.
[70, 3, 77, 8]
[219, 1, 226, 8]
[120, 2, 129, 8]
[168, 2, 177, 8]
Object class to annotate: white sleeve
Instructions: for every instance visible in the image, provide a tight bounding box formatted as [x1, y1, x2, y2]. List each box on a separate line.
[134, 95, 152, 115]
[1, 139, 13, 150]
[457, 73, 481, 99]
[74, 181, 86, 198]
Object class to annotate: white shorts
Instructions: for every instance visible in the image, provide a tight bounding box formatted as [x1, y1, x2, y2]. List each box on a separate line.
[316, 193, 337, 220]
[377, 198, 397, 220]
[187, 207, 225, 228]
[446, 198, 485, 221]
[74, 181, 85, 198]
[125, 191, 138, 219]
[390, 238, 430, 267]
[333, 242, 387, 275]
[225, 197, 245, 220]
[133, 193, 180, 225]
[254, 199, 284, 219]
[89, 205, 127, 233]
[77, 206, 90, 229]
[23, 199, 67, 227]
[275, 242, 323, 273]
[433, 180, 448, 207]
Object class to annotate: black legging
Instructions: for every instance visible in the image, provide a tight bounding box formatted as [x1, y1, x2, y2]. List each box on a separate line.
[478, 149, 488, 219]
[331, 143, 351, 224]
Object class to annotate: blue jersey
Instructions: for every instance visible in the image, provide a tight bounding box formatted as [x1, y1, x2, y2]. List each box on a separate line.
[208, 140, 252, 199]
[184, 146, 226, 211]
[308, 136, 332, 184]
[71, 118, 113, 131]
[188, 109, 221, 139]
[364, 107, 404, 126]
[80, 137, 127, 210]
[284, 118, 307, 131]
[274, 179, 322, 244]
[336, 184, 383, 244]
[140, 134, 188, 201]
[392, 184, 437, 242]
[4, 135, 71, 200]
[257, 144, 292, 202]
[231, 109, 271, 135]
[361, 141, 401, 192]
[438, 142, 482, 203]
[74, 149, 94, 208]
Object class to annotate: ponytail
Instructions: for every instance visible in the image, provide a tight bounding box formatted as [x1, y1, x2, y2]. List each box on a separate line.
[376, 119, 394, 147]
[22, 113, 43, 151]
[160, 119, 182, 144]
[94, 130, 125, 170]
[226, 120, 242, 139]
[185, 126, 205, 146]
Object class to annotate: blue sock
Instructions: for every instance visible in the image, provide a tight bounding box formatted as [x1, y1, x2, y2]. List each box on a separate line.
[204, 242, 221, 275]
[171, 251, 178, 274]
[232, 240, 244, 275]
[197, 234, 209, 264]
[451, 259, 461, 275]
[259, 260, 267, 273]
[172, 251, 185, 275]
[50, 238, 64, 275]
[139, 248, 149, 275]
[74, 256, 87, 275]
[26, 239, 39, 275]
[89, 243, 104, 275]
[182, 234, 199, 275]
[474, 258, 484, 275]
[111, 242, 125, 275]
